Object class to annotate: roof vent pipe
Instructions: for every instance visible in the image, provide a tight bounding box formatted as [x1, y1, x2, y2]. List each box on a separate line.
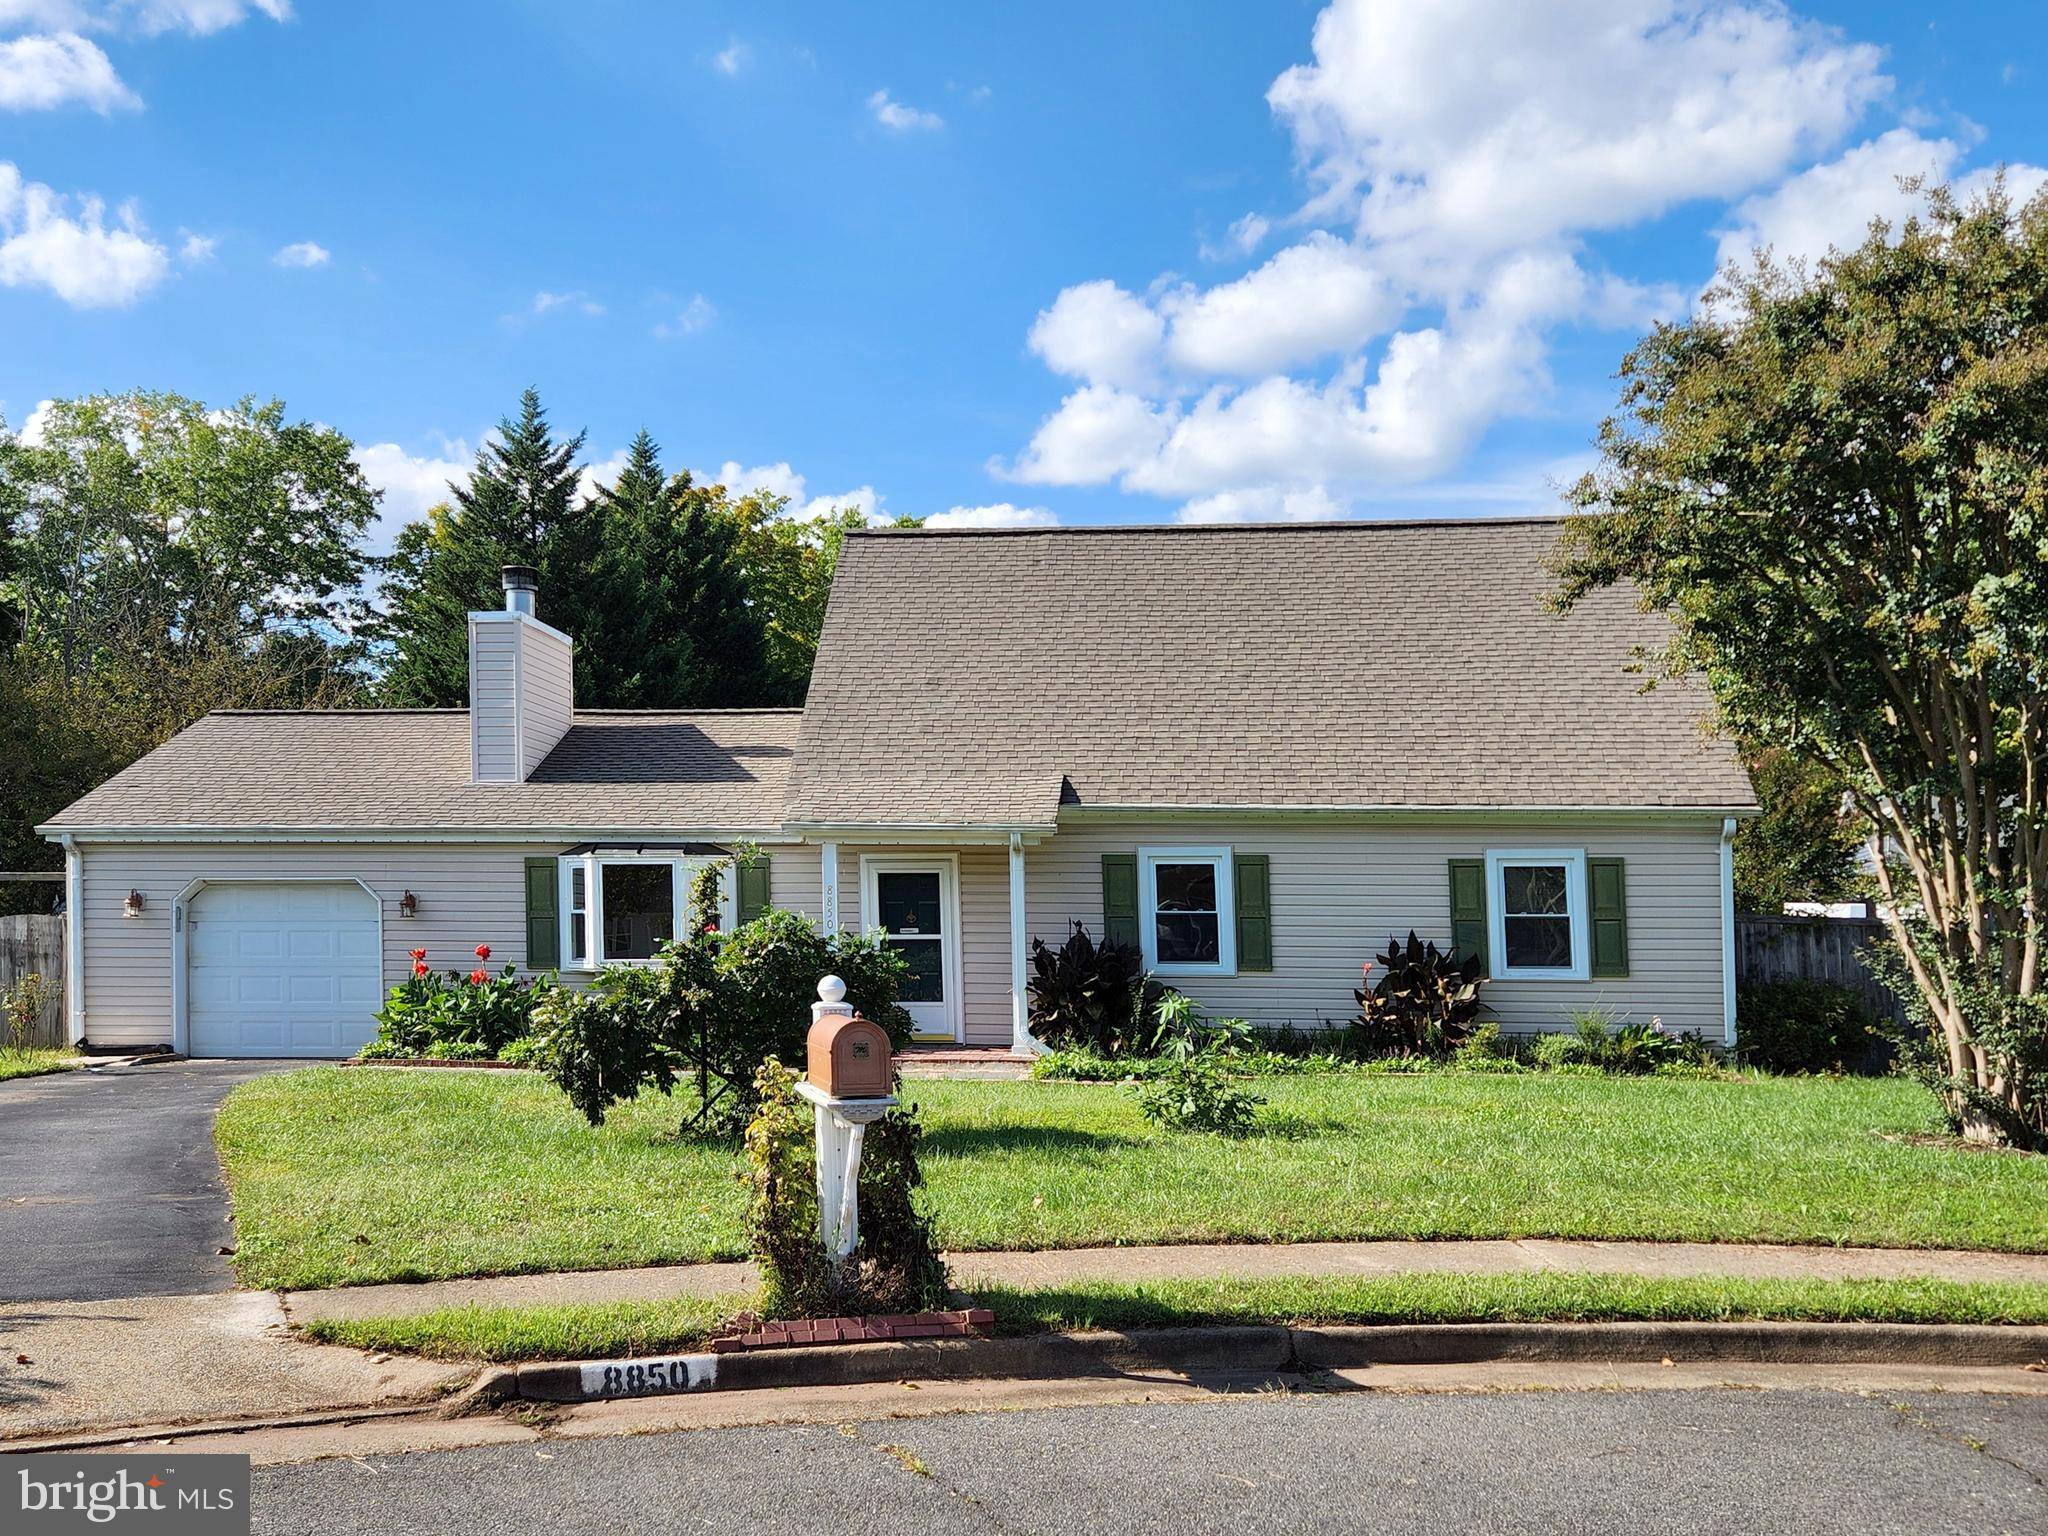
[501, 565, 539, 617]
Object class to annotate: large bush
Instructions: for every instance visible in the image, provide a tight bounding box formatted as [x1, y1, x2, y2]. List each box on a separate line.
[535, 863, 912, 1134]
[520, 966, 675, 1124]
[1738, 979, 1881, 1075]
[1026, 922, 1165, 1053]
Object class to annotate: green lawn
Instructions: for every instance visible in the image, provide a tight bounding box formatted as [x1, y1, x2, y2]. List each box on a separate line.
[216, 1067, 2048, 1293]
[302, 1273, 2048, 1362]
[0, 1047, 79, 1082]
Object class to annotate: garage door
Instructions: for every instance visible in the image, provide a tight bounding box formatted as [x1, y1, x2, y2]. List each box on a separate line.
[187, 882, 382, 1058]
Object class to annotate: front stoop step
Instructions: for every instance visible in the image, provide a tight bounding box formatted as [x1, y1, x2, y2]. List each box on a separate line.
[897, 1047, 1034, 1080]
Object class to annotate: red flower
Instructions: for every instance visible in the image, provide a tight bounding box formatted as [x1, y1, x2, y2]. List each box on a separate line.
[474, 944, 491, 961]
[413, 960, 429, 977]
[703, 922, 719, 935]
[468, 968, 489, 985]
[409, 948, 427, 962]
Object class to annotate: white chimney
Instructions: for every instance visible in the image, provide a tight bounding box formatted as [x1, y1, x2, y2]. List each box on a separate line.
[469, 565, 574, 783]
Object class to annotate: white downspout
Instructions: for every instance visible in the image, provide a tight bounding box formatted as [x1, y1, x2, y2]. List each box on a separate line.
[1009, 832, 1039, 1056]
[1719, 816, 1738, 1050]
[60, 834, 85, 1047]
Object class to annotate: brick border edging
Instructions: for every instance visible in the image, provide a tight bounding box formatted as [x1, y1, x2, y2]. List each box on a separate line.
[486, 1320, 2048, 1407]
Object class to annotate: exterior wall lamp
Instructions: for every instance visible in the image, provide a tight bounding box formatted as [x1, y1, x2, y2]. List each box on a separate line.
[398, 890, 420, 918]
[123, 889, 146, 918]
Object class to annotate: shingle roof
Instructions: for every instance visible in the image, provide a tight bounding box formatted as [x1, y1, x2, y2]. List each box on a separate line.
[44, 709, 801, 832]
[785, 519, 1755, 828]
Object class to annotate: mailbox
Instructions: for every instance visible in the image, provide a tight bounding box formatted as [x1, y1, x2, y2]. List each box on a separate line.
[807, 1011, 893, 1099]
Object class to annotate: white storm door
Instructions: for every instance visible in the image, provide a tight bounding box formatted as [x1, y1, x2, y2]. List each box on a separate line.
[860, 857, 961, 1042]
[186, 881, 382, 1058]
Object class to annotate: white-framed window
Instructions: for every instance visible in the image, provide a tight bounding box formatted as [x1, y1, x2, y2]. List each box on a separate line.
[1485, 848, 1589, 981]
[559, 851, 735, 970]
[1138, 846, 1236, 976]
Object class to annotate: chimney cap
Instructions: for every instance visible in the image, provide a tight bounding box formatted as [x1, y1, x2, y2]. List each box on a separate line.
[501, 565, 539, 591]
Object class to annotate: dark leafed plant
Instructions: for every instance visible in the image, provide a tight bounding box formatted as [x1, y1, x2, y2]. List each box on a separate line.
[1027, 921, 1163, 1054]
[1352, 932, 1489, 1059]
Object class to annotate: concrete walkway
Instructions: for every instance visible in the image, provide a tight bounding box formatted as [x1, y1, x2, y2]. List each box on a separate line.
[282, 1237, 2048, 1325]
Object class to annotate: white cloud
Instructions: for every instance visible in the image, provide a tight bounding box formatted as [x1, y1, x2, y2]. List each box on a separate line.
[531, 288, 603, 317]
[999, 385, 1172, 487]
[1176, 485, 1346, 524]
[1002, 0, 1911, 521]
[575, 446, 631, 505]
[1026, 279, 1165, 391]
[867, 88, 942, 133]
[177, 229, 215, 263]
[712, 37, 748, 75]
[925, 503, 1058, 529]
[1713, 127, 2048, 278]
[271, 239, 328, 268]
[17, 395, 55, 444]
[354, 437, 470, 553]
[713, 459, 883, 522]
[652, 293, 716, 338]
[0, 161, 168, 307]
[0, 1, 289, 35]
[1162, 232, 1400, 377]
[0, 32, 137, 112]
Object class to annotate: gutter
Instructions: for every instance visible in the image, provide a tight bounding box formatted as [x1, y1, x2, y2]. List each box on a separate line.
[36, 824, 806, 846]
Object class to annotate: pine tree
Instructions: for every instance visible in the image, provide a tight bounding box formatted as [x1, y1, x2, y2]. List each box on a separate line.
[376, 388, 587, 705]
[573, 430, 770, 707]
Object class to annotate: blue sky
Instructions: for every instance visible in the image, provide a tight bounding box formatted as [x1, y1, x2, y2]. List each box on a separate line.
[3, 1, 2044, 546]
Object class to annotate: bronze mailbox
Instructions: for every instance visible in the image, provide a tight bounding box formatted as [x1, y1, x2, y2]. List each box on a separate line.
[806, 1012, 893, 1098]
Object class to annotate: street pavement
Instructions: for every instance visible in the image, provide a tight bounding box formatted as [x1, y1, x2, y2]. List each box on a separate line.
[249, 1387, 2048, 1535]
[0, 1059, 286, 1302]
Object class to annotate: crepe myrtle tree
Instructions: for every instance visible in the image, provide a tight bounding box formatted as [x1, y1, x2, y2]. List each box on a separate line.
[1553, 179, 2048, 1145]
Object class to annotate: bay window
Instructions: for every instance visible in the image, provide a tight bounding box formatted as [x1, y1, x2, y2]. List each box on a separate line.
[560, 850, 734, 969]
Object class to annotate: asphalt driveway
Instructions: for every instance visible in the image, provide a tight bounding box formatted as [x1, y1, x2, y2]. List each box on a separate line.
[0, 1059, 289, 1302]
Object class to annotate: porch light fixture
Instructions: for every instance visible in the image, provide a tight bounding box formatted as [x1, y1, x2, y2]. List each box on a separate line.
[398, 889, 420, 918]
[123, 889, 146, 918]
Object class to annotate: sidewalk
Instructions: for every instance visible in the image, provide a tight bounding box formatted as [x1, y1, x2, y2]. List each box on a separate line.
[282, 1237, 2048, 1325]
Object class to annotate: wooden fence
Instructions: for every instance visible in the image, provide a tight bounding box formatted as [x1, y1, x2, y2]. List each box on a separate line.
[0, 915, 67, 1048]
[1735, 914, 1908, 1026]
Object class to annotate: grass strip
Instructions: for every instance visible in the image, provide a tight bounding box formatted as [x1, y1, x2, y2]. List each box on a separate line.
[0, 1047, 80, 1082]
[298, 1273, 2048, 1362]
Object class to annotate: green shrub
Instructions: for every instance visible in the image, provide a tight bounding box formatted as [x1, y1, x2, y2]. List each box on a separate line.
[1133, 1052, 1265, 1135]
[740, 1059, 949, 1318]
[361, 948, 554, 1060]
[1738, 979, 1880, 1074]
[524, 966, 676, 1126]
[1352, 932, 1489, 1058]
[1026, 922, 1168, 1054]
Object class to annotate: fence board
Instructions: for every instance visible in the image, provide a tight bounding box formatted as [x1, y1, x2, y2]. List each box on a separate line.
[1735, 914, 1907, 1026]
[0, 915, 67, 1048]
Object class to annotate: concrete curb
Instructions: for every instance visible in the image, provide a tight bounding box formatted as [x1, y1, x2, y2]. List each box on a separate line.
[507, 1321, 2048, 1404]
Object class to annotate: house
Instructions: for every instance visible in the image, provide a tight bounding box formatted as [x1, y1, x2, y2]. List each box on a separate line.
[39, 519, 1757, 1059]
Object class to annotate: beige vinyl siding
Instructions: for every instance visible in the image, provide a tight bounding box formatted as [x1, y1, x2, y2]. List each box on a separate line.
[769, 842, 825, 921]
[831, 844, 1015, 1046]
[517, 621, 575, 777]
[467, 622, 520, 782]
[1024, 817, 1729, 1040]
[72, 840, 802, 1049]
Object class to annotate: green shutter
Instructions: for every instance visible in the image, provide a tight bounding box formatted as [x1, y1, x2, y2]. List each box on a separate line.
[736, 856, 772, 925]
[1101, 854, 1140, 949]
[524, 857, 559, 970]
[1590, 856, 1629, 977]
[1234, 853, 1272, 972]
[1448, 858, 1488, 975]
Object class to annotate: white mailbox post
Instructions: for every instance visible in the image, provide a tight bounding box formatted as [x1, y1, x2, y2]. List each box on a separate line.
[794, 976, 898, 1266]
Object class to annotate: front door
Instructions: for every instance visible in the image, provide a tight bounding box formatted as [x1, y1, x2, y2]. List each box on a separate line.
[861, 858, 961, 1042]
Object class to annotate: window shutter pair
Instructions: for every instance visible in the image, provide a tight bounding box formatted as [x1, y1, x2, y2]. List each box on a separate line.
[1098, 852, 1272, 972]
[1444, 855, 1628, 977]
[522, 853, 773, 968]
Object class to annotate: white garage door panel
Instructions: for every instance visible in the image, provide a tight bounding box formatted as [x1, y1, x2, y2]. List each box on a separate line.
[187, 882, 381, 1058]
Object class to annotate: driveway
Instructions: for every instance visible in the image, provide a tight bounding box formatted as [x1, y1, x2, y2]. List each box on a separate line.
[0, 1059, 289, 1302]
